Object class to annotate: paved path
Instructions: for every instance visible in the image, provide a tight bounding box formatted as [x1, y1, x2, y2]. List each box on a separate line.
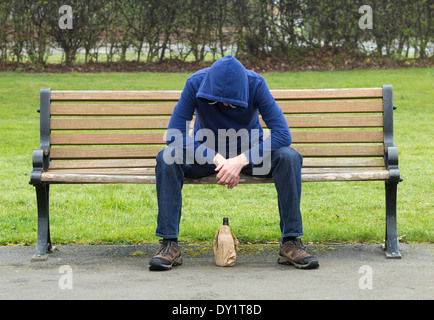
[0, 243, 432, 300]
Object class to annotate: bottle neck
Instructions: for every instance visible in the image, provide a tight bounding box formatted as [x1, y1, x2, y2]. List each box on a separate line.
[223, 218, 229, 226]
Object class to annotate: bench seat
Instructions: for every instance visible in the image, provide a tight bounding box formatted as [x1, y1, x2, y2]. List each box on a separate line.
[40, 168, 390, 184]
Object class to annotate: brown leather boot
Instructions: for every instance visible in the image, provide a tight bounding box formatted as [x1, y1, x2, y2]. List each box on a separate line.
[149, 239, 182, 271]
[278, 238, 319, 269]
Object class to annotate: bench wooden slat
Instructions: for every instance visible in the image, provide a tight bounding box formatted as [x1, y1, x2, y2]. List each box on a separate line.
[279, 100, 383, 113]
[50, 100, 383, 116]
[289, 131, 383, 143]
[51, 91, 182, 101]
[302, 170, 390, 182]
[47, 167, 387, 175]
[51, 103, 176, 116]
[294, 145, 383, 157]
[50, 146, 163, 159]
[48, 168, 157, 174]
[50, 130, 383, 145]
[51, 132, 166, 145]
[40, 169, 390, 184]
[281, 115, 383, 128]
[50, 115, 382, 130]
[270, 88, 383, 100]
[49, 159, 157, 169]
[50, 118, 171, 130]
[302, 157, 384, 167]
[49, 145, 383, 160]
[48, 157, 384, 170]
[50, 88, 383, 101]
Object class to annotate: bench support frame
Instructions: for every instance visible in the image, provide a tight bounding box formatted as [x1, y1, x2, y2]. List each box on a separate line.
[32, 184, 57, 261]
[382, 85, 402, 258]
[384, 180, 401, 258]
[30, 88, 56, 261]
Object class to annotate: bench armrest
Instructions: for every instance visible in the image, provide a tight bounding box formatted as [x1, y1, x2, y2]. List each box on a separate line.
[29, 148, 49, 185]
[385, 146, 401, 182]
[30, 88, 51, 186]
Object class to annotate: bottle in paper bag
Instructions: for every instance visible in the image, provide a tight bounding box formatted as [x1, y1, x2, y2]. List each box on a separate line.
[213, 218, 239, 267]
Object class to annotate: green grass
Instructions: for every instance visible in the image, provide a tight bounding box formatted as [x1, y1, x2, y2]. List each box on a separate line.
[0, 68, 432, 246]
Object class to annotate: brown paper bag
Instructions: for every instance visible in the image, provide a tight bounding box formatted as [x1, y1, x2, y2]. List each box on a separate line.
[213, 223, 239, 267]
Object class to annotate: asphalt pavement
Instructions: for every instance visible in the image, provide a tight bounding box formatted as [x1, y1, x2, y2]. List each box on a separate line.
[0, 243, 432, 300]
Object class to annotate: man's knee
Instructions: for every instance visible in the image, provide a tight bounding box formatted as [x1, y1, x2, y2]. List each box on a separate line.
[156, 147, 184, 167]
[156, 149, 165, 165]
[273, 146, 303, 166]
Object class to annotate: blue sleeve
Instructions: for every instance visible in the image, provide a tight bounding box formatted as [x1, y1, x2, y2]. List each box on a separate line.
[166, 78, 217, 164]
[244, 78, 292, 166]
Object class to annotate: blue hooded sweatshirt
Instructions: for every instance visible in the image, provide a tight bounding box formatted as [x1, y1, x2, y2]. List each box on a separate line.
[166, 55, 291, 166]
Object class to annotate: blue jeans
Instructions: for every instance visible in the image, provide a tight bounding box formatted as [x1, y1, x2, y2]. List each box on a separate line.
[155, 146, 304, 239]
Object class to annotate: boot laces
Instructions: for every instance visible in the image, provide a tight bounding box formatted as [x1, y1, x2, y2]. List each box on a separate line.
[156, 239, 175, 256]
[293, 238, 306, 251]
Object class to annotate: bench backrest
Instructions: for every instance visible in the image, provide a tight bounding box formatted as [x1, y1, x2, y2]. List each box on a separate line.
[39, 86, 394, 171]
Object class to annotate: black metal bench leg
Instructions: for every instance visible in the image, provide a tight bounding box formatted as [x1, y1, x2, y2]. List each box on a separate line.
[31, 184, 56, 261]
[383, 180, 401, 259]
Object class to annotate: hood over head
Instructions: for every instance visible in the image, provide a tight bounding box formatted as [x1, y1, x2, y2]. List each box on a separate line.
[196, 55, 249, 108]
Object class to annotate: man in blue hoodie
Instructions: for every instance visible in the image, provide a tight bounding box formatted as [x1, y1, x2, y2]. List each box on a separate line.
[149, 56, 319, 271]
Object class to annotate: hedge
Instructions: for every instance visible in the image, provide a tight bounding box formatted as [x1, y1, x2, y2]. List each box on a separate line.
[0, 0, 432, 67]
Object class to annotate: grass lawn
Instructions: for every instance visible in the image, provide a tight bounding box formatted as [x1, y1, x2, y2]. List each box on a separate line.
[0, 68, 432, 246]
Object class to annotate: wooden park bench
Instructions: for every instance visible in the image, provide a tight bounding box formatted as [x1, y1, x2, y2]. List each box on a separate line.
[29, 86, 402, 261]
